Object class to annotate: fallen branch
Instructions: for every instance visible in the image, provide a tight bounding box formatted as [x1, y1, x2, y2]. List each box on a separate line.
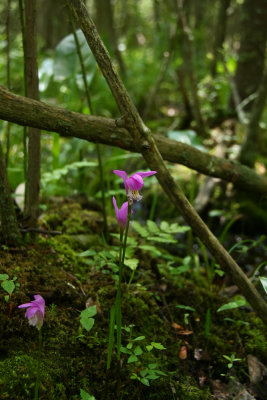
[1, 84, 267, 196]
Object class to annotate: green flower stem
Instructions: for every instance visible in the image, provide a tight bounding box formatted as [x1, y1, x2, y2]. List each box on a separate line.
[106, 202, 132, 369]
[34, 328, 42, 400]
[127, 269, 135, 290]
[116, 202, 131, 361]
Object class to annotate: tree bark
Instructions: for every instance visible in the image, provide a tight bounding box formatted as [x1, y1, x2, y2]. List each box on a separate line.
[239, 64, 267, 167]
[174, 0, 208, 136]
[231, 0, 267, 111]
[67, 0, 267, 325]
[24, 0, 41, 229]
[210, 0, 230, 77]
[1, 84, 267, 197]
[0, 142, 22, 246]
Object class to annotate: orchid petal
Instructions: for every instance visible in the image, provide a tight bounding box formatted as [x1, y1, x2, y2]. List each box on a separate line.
[120, 201, 129, 229]
[113, 170, 128, 182]
[126, 174, 144, 191]
[112, 196, 119, 219]
[18, 295, 45, 329]
[135, 171, 157, 178]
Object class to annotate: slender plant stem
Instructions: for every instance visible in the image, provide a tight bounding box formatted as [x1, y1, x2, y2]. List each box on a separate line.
[34, 328, 42, 400]
[18, 0, 28, 182]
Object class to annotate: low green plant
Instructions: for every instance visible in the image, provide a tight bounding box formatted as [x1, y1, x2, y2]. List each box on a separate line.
[217, 296, 248, 313]
[221, 353, 242, 377]
[80, 305, 97, 333]
[80, 388, 96, 400]
[120, 325, 167, 386]
[0, 273, 19, 303]
[132, 220, 190, 244]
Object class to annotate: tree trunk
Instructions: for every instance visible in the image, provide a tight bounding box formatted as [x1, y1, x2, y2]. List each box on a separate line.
[239, 64, 267, 167]
[230, 0, 267, 111]
[0, 142, 22, 246]
[24, 0, 41, 229]
[210, 0, 230, 77]
[94, 0, 125, 76]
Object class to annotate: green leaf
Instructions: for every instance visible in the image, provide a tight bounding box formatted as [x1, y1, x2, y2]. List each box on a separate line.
[170, 265, 190, 275]
[128, 354, 138, 363]
[148, 363, 157, 369]
[131, 221, 149, 238]
[54, 30, 96, 83]
[78, 249, 96, 257]
[80, 317, 94, 332]
[151, 342, 166, 350]
[120, 346, 131, 355]
[176, 305, 196, 312]
[139, 245, 162, 256]
[80, 306, 97, 332]
[217, 299, 247, 312]
[154, 370, 167, 376]
[147, 220, 159, 234]
[147, 235, 177, 244]
[1, 280, 15, 295]
[133, 336, 145, 341]
[140, 378, 150, 386]
[259, 276, 267, 294]
[0, 274, 9, 280]
[80, 388, 96, 400]
[124, 258, 139, 271]
[146, 345, 153, 352]
[167, 130, 206, 151]
[81, 306, 97, 319]
[134, 346, 143, 356]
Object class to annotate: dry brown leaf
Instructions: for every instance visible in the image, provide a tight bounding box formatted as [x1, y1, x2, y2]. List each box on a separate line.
[179, 345, 187, 360]
[172, 322, 184, 330]
[177, 330, 193, 336]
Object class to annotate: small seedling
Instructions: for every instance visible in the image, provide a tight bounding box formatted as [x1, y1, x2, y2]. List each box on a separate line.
[223, 353, 242, 369]
[221, 353, 242, 379]
[80, 305, 97, 332]
[0, 274, 20, 317]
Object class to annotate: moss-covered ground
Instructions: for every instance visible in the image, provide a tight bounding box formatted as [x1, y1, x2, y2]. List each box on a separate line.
[0, 200, 266, 399]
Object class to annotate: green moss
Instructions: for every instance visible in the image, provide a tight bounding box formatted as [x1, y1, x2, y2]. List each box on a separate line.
[242, 317, 267, 362]
[175, 376, 213, 400]
[0, 353, 67, 400]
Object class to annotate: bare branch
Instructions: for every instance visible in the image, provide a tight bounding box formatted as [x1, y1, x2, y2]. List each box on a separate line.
[1, 84, 267, 197]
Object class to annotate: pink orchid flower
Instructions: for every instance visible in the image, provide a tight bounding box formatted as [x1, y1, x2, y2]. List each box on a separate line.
[113, 170, 157, 203]
[18, 294, 45, 330]
[113, 196, 128, 230]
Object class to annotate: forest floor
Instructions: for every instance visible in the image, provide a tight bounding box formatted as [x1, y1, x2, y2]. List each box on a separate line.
[0, 198, 267, 400]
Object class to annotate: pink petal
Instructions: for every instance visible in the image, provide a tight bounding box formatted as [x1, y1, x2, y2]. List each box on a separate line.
[119, 201, 129, 229]
[126, 174, 144, 191]
[25, 306, 39, 319]
[18, 302, 34, 309]
[112, 196, 119, 219]
[113, 170, 128, 182]
[135, 171, 157, 178]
